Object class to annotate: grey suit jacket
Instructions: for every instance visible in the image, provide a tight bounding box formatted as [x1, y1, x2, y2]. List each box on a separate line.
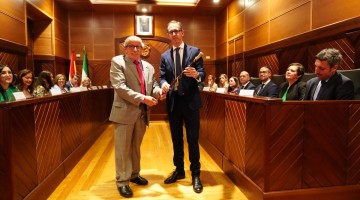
[109, 55, 161, 124]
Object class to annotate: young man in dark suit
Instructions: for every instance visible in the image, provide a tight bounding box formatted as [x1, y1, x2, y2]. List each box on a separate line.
[254, 66, 279, 97]
[304, 48, 354, 100]
[159, 20, 205, 193]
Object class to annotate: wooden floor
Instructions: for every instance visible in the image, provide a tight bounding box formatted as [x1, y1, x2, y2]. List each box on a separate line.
[48, 121, 248, 200]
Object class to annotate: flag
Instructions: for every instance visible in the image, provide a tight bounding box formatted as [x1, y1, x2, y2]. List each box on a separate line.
[69, 50, 77, 81]
[81, 47, 89, 82]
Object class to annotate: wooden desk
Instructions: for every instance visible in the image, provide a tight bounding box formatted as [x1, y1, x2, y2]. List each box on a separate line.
[0, 89, 113, 200]
[199, 91, 360, 200]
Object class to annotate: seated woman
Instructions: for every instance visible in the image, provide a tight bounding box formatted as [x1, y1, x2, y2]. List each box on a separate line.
[17, 69, 34, 98]
[52, 74, 68, 93]
[279, 63, 306, 100]
[207, 75, 218, 92]
[228, 76, 240, 94]
[0, 64, 19, 102]
[81, 77, 92, 88]
[218, 74, 229, 93]
[33, 71, 54, 97]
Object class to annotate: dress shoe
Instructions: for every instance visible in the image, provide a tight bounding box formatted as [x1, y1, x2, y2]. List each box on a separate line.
[130, 175, 148, 185]
[192, 176, 203, 193]
[118, 185, 133, 198]
[164, 170, 185, 184]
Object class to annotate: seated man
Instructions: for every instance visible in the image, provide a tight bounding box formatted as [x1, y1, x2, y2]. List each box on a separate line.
[254, 66, 279, 97]
[239, 71, 256, 89]
[304, 48, 354, 100]
[65, 74, 80, 90]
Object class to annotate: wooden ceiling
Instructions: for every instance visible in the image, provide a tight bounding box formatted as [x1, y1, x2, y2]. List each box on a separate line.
[55, 0, 232, 15]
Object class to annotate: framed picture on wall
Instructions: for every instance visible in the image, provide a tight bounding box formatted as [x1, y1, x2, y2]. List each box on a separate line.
[135, 15, 154, 36]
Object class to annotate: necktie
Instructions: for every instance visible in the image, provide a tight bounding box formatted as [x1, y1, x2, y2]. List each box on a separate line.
[175, 47, 184, 95]
[257, 84, 264, 95]
[175, 47, 182, 76]
[134, 60, 145, 95]
[316, 80, 327, 100]
[240, 85, 244, 89]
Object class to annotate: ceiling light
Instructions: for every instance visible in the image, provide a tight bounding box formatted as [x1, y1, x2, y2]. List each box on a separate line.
[90, 0, 199, 6]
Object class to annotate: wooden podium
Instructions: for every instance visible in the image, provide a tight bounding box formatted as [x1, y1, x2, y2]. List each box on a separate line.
[199, 91, 360, 200]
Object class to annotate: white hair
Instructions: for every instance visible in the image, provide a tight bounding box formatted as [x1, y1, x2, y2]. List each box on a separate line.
[124, 35, 144, 47]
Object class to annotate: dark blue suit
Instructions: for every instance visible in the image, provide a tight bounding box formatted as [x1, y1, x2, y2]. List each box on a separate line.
[304, 72, 354, 100]
[160, 44, 205, 177]
[255, 81, 279, 97]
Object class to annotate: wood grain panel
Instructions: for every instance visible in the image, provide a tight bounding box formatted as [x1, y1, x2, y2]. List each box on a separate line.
[307, 38, 355, 72]
[94, 28, 113, 44]
[94, 44, 114, 60]
[0, 0, 25, 21]
[0, 52, 20, 72]
[267, 104, 303, 191]
[303, 104, 348, 188]
[10, 105, 37, 199]
[216, 9, 227, 45]
[235, 37, 244, 54]
[80, 92, 93, 141]
[207, 95, 225, 153]
[225, 100, 246, 172]
[257, 53, 279, 74]
[245, 23, 269, 51]
[244, 0, 268, 31]
[270, 2, 311, 43]
[348, 103, 360, 184]
[228, 13, 244, 39]
[27, 0, 53, 17]
[228, 0, 245, 19]
[216, 42, 227, 60]
[60, 95, 82, 160]
[34, 101, 62, 182]
[313, 0, 360, 29]
[269, 0, 309, 19]
[246, 102, 265, 190]
[0, 13, 26, 45]
[277, 45, 308, 74]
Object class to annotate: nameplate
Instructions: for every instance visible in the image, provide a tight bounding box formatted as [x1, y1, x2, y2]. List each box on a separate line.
[102, 85, 108, 88]
[12, 92, 27, 101]
[79, 87, 88, 91]
[239, 89, 255, 96]
[50, 88, 62, 96]
[216, 88, 226, 94]
[91, 86, 98, 90]
[203, 87, 210, 91]
[70, 87, 82, 92]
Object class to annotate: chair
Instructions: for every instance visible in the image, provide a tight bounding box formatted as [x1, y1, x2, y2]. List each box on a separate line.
[338, 69, 360, 100]
[272, 74, 286, 86]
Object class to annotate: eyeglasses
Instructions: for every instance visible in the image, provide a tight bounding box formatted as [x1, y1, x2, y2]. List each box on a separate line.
[168, 29, 182, 35]
[126, 45, 142, 49]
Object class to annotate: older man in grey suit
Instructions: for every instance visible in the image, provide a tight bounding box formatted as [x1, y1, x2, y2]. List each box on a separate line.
[109, 35, 162, 198]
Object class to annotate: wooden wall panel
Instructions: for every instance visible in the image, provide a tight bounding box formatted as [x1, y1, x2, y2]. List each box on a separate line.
[235, 37, 243, 54]
[10, 105, 37, 199]
[0, 52, 20, 72]
[257, 54, 279, 74]
[348, 104, 360, 184]
[228, 13, 244, 39]
[225, 100, 246, 172]
[33, 20, 53, 55]
[0, 0, 25, 21]
[54, 1, 69, 58]
[216, 42, 227, 60]
[269, 0, 309, 19]
[228, 0, 245, 19]
[216, 9, 227, 45]
[27, 0, 53, 17]
[0, 14, 26, 45]
[246, 102, 265, 190]
[207, 95, 225, 153]
[270, 2, 311, 43]
[313, 0, 360, 29]
[244, 0, 268, 31]
[266, 104, 303, 191]
[34, 101, 62, 183]
[245, 23, 268, 51]
[228, 40, 235, 56]
[303, 104, 348, 188]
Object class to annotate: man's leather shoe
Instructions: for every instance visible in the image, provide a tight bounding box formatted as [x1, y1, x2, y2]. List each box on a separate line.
[130, 175, 148, 185]
[192, 176, 203, 193]
[164, 170, 185, 184]
[118, 185, 133, 198]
